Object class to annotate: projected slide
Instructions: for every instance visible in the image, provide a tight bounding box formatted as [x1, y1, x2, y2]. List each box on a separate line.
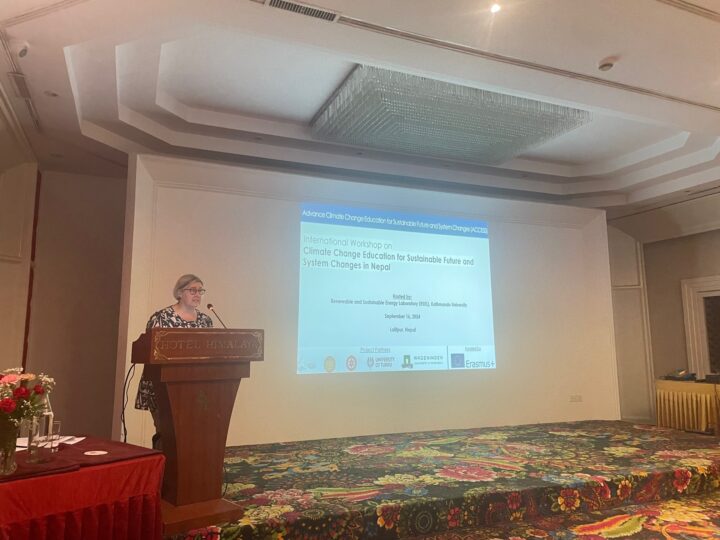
[297, 203, 495, 374]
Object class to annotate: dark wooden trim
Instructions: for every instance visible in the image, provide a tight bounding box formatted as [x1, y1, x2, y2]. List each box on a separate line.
[21, 169, 42, 371]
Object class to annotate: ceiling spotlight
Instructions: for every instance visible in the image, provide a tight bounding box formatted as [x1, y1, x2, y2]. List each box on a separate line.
[490, 3, 501, 13]
[597, 56, 618, 72]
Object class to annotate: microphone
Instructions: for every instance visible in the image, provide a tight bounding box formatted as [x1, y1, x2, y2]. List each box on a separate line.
[206, 303, 228, 329]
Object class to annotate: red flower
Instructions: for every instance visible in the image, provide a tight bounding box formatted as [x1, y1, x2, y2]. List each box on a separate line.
[557, 488, 581, 512]
[594, 481, 611, 500]
[507, 491, 522, 510]
[616, 479, 632, 500]
[673, 469, 692, 493]
[345, 444, 395, 456]
[13, 386, 30, 400]
[437, 465, 498, 482]
[33, 384, 44, 395]
[376, 504, 400, 529]
[447, 507, 461, 528]
[0, 398, 16, 413]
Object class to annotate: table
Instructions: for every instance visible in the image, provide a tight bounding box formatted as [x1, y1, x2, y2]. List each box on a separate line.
[655, 379, 720, 434]
[0, 437, 164, 540]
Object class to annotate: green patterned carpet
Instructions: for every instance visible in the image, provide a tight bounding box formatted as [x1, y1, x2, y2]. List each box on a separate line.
[174, 421, 720, 539]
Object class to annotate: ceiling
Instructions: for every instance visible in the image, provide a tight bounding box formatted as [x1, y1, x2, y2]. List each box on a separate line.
[1, 0, 720, 219]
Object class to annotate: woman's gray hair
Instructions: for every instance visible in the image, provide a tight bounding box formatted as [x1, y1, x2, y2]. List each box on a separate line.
[173, 274, 204, 300]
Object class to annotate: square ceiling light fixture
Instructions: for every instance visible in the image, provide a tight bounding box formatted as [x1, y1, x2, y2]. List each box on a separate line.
[311, 66, 592, 166]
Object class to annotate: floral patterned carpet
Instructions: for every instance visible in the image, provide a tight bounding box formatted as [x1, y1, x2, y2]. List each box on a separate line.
[175, 421, 720, 539]
[413, 495, 720, 539]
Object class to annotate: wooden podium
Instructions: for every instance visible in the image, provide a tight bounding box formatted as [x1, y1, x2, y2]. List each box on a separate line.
[131, 327, 263, 535]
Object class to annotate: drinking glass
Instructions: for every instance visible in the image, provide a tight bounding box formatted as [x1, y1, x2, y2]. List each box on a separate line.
[26, 416, 49, 463]
[49, 421, 61, 453]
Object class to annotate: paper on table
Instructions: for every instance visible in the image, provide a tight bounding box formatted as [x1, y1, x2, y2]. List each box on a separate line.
[16, 435, 86, 449]
[63, 436, 86, 445]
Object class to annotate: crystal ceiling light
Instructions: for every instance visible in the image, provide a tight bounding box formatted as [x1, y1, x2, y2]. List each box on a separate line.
[311, 66, 592, 166]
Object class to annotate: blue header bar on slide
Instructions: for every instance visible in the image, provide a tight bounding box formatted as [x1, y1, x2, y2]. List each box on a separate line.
[301, 203, 488, 238]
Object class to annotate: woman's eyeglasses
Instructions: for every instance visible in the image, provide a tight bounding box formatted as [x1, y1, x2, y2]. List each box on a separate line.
[183, 288, 206, 295]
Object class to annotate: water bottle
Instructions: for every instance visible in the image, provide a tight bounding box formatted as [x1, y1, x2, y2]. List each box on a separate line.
[39, 395, 54, 448]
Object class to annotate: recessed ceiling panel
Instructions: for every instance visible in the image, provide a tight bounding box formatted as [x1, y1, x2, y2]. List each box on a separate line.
[312, 65, 592, 165]
[20, 0, 720, 207]
[158, 31, 354, 123]
[520, 116, 680, 165]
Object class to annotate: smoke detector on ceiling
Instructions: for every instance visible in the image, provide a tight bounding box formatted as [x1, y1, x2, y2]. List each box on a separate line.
[597, 56, 619, 72]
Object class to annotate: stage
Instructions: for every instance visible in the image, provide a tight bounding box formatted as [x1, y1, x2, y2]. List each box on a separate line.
[174, 421, 720, 539]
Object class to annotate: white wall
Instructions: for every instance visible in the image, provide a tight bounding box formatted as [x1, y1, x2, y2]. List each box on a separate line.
[644, 228, 720, 377]
[119, 154, 620, 447]
[609, 195, 720, 420]
[0, 162, 37, 371]
[26, 171, 126, 438]
[607, 226, 654, 423]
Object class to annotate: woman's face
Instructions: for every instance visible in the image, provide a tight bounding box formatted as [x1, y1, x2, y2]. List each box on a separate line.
[178, 280, 204, 309]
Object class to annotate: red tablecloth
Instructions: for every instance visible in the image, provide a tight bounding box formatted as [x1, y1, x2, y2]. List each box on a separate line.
[0, 438, 165, 540]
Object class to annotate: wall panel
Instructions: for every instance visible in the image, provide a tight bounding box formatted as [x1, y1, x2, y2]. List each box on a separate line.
[119, 154, 620, 446]
[0, 162, 36, 370]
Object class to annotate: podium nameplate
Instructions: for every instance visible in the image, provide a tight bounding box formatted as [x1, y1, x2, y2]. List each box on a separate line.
[132, 328, 263, 364]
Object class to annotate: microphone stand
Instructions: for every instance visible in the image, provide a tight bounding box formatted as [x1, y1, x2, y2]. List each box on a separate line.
[207, 304, 228, 329]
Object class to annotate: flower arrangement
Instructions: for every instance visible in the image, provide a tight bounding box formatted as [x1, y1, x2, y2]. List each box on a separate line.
[0, 367, 55, 474]
[0, 367, 55, 427]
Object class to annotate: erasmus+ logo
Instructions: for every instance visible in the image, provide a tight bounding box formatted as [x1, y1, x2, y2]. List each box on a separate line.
[451, 353, 466, 368]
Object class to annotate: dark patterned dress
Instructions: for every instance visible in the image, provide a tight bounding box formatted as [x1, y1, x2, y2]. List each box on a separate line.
[134, 306, 213, 411]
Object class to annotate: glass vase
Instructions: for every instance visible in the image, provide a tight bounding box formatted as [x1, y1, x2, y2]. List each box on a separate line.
[0, 416, 18, 476]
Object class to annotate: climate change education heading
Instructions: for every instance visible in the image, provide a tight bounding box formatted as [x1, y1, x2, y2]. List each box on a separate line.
[301, 204, 488, 239]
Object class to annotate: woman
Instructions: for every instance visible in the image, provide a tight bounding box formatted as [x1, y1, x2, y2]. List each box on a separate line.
[135, 274, 213, 449]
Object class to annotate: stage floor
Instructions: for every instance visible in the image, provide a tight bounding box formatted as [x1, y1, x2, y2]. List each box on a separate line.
[187, 421, 720, 539]
[411, 494, 720, 539]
